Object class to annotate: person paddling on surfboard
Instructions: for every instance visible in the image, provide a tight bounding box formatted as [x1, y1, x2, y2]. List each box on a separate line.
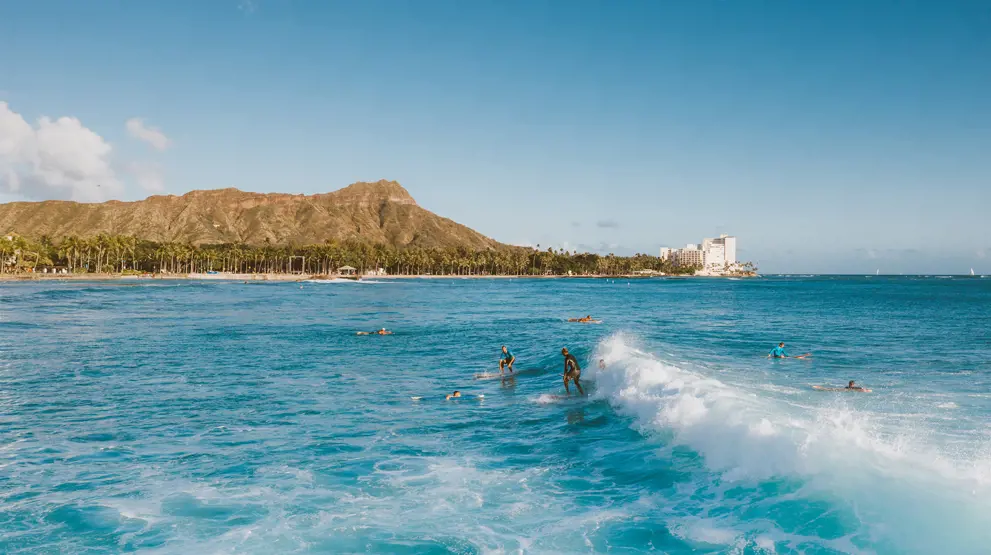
[357, 328, 393, 336]
[812, 380, 871, 393]
[845, 380, 868, 391]
[499, 345, 516, 375]
[767, 342, 810, 359]
[445, 390, 462, 400]
[561, 348, 585, 396]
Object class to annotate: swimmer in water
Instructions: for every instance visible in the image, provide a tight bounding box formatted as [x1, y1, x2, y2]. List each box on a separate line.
[445, 390, 462, 400]
[561, 347, 585, 396]
[598, 359, 606, 369]
[499, 345, 516, 375]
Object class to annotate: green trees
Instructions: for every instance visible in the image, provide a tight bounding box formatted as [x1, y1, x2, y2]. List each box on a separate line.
[0, 233, 724, 276]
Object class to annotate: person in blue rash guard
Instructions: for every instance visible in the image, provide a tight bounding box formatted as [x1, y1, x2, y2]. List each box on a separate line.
[499, 345, 516, 375]
[768, 342, 810, 359]
[769, 343, 789, 358]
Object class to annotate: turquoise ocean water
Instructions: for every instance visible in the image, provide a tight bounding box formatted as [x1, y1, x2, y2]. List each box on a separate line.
[2, 276, 990, 554]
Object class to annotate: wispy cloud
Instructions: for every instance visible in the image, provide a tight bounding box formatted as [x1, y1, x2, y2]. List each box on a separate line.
[596, 219, 620, 229]
[238, 0, 258, 13]
[126, 118, 171, 151]
[0, 101, 122, 201]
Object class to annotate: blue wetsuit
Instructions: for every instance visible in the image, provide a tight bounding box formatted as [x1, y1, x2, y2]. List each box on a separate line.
[769, 346, 788, 358]
[502, 348, 515, 362]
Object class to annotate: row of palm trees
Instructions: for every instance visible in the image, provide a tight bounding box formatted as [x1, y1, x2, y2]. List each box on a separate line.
[2, 233, 756, 276]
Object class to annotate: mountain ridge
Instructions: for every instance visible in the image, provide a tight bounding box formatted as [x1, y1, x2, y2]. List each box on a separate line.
[0, 180, 503, 249]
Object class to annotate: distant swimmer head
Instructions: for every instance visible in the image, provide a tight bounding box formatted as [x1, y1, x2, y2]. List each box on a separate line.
[598, 359, 606, 369]
[848, 380, 856, 388]
[445, 390, 462, 400]
[453, 390, 461, 397]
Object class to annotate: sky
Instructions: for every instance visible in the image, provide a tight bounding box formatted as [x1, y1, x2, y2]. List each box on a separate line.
[0, 0, 989, 274]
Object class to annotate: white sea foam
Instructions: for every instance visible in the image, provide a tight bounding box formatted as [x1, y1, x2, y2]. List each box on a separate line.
[589, 333, 991, 553]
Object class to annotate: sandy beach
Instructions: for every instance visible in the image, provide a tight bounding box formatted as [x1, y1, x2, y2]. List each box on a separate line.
[0, 271, 727, 282]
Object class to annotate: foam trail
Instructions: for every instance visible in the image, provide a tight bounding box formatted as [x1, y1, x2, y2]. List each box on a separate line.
[589, 333, 991, 554]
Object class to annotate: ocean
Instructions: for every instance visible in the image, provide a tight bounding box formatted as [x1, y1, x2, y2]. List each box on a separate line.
[1, 276, 990, 554]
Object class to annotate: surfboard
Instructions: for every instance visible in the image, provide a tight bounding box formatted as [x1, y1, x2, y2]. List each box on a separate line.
[812, 385, 871, 393]
[473, 372, 506, 380]
[411, 394, 485, 401]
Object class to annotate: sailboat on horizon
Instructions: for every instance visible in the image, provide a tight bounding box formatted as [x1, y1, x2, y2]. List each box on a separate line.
[971, 268, 976, 276]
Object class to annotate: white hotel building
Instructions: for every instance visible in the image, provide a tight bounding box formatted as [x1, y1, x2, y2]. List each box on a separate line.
[659, 234, 738, 275]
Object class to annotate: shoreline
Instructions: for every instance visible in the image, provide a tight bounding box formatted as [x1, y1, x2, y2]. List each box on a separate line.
[0, 272, 756, 282]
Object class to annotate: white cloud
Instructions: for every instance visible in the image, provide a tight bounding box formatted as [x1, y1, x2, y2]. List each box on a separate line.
[238, 0, 258, 14]
[125, 117, 171, 151]
[128, 161, 165, 193]
[0, 101, 122, 202]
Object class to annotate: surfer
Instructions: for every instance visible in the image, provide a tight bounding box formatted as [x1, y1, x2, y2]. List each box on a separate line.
[767, 342, 810, 359]
[561, 348, 585, 396]
[499, 345, 516, 375]
[445, 390, 462, 400]
[568, 315, 595, 323]
[598, 359, 606, 369]
[813, 380, 871, 393]
[845, 380, 868, 391]
[357, 328, 393, 336]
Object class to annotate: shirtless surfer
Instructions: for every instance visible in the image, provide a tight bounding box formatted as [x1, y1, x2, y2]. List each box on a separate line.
[568, 315, 596, 323]
[561, 348, 585, 396]
[357, 328, 393, 336]
[813, 380, 871, 393]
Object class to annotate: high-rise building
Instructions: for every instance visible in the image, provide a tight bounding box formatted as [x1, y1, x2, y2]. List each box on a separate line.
[659, 234, 738, 274]
[675, 248, 704, 267]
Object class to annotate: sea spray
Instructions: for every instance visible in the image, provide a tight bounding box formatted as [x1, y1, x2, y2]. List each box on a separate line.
[589, 333, 991, 553]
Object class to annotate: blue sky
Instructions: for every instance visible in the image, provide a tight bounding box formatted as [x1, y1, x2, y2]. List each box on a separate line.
[1, 0, 989, 273]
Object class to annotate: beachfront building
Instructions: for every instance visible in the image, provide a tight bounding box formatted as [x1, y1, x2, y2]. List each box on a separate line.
[338, 265, 357, 276]
[674, 245, 705, 267]
[659, 234, 738, 275]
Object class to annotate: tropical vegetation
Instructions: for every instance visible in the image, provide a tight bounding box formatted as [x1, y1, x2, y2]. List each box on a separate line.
[0, 234, 756, 276]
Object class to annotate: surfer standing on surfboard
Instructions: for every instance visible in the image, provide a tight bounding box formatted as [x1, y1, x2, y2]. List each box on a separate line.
[561, 348, 585, 396]
[499, 345, 516, 375]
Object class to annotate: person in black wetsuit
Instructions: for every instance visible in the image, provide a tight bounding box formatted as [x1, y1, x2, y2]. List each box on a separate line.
[561, 347, 585, 396]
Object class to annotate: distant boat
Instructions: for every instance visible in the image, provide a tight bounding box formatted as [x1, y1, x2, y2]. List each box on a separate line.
[971, 268, 976, 276]
[876, 269, 880, 276]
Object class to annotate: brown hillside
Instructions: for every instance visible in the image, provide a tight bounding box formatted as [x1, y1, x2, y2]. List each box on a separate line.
[0, 180, 503, 249]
